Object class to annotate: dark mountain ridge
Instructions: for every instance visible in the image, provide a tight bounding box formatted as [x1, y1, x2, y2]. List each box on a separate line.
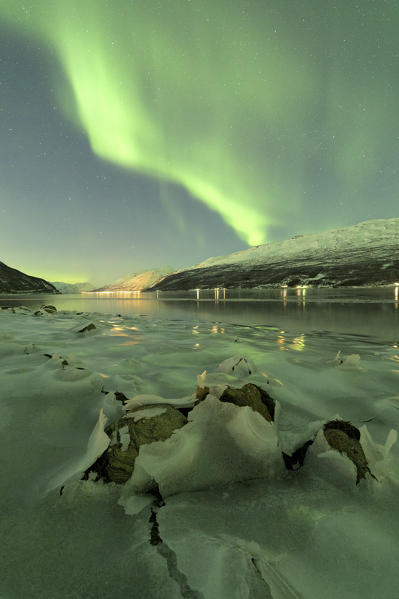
[0, 261, 59, 294]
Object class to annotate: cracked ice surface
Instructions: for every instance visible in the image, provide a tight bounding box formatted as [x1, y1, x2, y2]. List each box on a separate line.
[0, 308, 399, 598]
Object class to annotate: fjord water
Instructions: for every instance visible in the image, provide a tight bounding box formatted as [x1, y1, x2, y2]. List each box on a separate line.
[1, 287, 398, 341]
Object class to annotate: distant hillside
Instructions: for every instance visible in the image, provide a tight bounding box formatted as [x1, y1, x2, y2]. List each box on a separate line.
[148, 218, 399, 290]
[92, 267, 173, 292]
[0, 261, 59, 294]
[51, 281, 95, 294]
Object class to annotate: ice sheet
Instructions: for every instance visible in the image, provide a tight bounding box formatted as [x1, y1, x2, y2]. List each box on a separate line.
[0, 308, 399, 598]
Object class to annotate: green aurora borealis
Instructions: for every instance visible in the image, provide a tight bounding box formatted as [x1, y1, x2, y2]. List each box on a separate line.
[1, 0, 398, 283]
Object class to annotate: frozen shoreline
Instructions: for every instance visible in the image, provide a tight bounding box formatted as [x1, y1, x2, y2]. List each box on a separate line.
[1, 307, 399, 598]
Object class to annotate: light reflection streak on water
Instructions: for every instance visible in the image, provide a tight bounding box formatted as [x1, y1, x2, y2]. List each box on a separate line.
[295, 286, 306, 309]
[109, 325, 130, 336]
[277, 329, 286, 350]
[211, 324, 225, 334]
[277, 333, 286, 350]
[108, 322, 142, 344]
[290, 334, 305, 351]
[281, 287, 287, 308]
[277, 329, 305, 351]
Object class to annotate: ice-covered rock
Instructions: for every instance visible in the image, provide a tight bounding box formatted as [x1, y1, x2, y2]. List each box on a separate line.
[23, 343, 40, 354]
[85, 404, 187, 484]
[124, 406, 168, 421]
[331, 350, 363, 370]
[219, 383, 276, 422]
[196, 377, 276, 421]
[218, 355, 256, 377]
[76, 322, 97, 333]
[84, 380, 280, 496]
[126, 395, 281, 498]
[123, 393, 196, 411]
[40, 304, 57, 314]
[323, 419, 374, 484]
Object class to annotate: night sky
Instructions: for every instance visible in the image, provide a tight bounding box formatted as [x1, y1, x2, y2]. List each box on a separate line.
[1, 1, 398, 285]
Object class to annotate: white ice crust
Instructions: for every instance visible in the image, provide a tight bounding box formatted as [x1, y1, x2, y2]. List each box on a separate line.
[1, 307, 399, 599]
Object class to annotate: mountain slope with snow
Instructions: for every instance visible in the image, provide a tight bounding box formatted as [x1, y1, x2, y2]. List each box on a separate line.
[51, 281, 95, 294]
[150, 218, 399, 289]
[0, 261, 58, 294]
[92, 267, 173, 292]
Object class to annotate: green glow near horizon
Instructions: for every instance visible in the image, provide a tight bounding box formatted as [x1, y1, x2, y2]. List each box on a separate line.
[1, 1, 397, 246]
[30, 270, 89, 285]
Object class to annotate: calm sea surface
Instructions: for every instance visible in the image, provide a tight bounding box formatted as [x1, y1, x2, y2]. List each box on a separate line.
[1, 287, 398, 341]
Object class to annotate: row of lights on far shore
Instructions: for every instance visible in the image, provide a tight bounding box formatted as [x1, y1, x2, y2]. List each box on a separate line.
[85, 282, 399, 296]
[83, 290, 142, 294]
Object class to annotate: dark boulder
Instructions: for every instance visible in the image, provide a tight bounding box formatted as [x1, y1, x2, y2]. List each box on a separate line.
[40, 304, 57, 313]
[323, 419, 376, 484]
[219, 383, 275, 422]
[77, 322, 96, 333]
[84, 404, 187, 484]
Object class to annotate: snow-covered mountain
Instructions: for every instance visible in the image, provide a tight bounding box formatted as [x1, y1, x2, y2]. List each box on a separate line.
[0, 261, 59, 294]
[149, 218, 399, 290]
[92, 267, 173, 292]
[50, 281, 95, 294]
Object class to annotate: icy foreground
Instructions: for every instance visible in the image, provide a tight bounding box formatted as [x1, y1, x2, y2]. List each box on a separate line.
[150, 218, 399, 289]
[1, 308, 399, 598]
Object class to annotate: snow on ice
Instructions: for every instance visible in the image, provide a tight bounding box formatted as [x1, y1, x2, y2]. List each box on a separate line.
[0, 306, 399, 598]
